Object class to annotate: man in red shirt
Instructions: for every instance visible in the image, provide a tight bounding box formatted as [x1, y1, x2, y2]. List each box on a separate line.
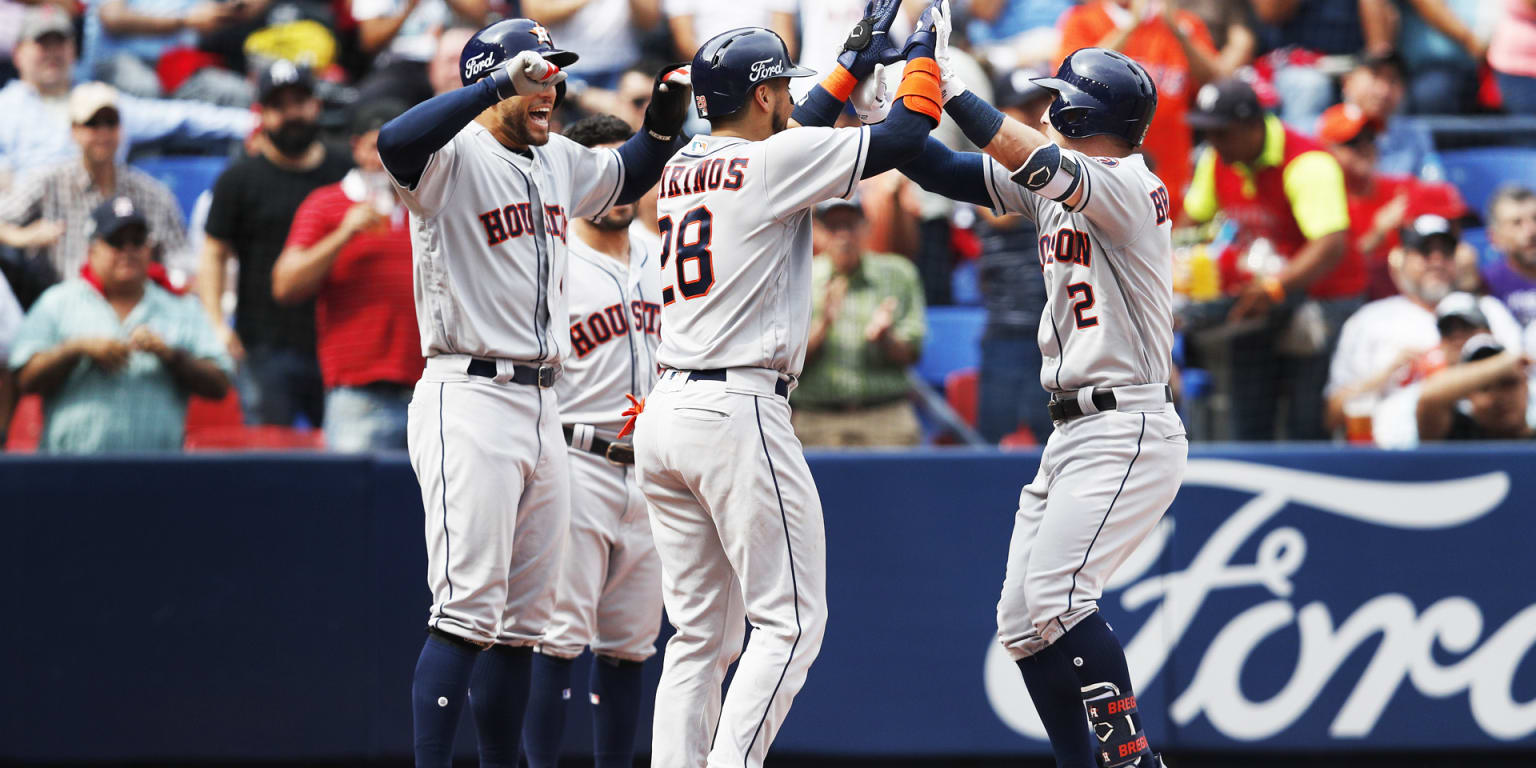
[272, 101, 422, 451]
[1316, 102, 1469, 301]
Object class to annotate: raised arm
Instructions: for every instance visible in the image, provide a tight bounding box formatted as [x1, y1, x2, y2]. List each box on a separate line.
[899, 136, 995, 208]
[612, 64, 691, 204]
[376, 64, 520, 187]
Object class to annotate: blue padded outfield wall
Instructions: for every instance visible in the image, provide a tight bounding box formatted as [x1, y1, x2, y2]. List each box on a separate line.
[3, 446, 1535, 761]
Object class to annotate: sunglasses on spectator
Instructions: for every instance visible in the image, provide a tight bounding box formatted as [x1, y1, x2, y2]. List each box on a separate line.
[106, 230, 148, 249]
[81, 114, 120, 129]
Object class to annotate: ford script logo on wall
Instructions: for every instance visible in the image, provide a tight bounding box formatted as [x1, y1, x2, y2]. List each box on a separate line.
[983, 460, 1531, 744]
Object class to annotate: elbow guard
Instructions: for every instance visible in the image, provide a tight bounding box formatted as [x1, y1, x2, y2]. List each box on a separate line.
[1010, 143, 1082, 203]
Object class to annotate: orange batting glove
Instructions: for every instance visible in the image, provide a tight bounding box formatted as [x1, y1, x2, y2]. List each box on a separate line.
[617, 392, 646, 439]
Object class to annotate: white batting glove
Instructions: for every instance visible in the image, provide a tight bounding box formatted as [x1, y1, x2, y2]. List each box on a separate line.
[500, 50, 567, 98]
[851, 63, 892, 124]
[933, 0, 967, 104]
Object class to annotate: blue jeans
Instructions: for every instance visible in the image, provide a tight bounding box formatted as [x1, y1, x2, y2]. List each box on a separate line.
[978, 332, 1054, 444]
[1497, 71, 1536, 115]
[237, 346, 325, 428]
[1273, 64, 1335, 130]
[323, 384, 412, 452]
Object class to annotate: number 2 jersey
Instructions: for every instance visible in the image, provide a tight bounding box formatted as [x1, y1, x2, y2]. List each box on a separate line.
[652, 127, 871, 378]
[984, 148, 1174, 394]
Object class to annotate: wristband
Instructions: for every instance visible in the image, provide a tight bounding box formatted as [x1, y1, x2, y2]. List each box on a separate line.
[894, 58, 942, 123]
[821, 65, 858, 103]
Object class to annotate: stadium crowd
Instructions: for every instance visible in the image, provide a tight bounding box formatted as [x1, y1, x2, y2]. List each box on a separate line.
[2, 0, 1536, 452]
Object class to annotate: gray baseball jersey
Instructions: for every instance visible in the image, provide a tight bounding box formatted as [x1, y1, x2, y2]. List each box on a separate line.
[557, 231, 662, 432]
[652, 127, 870, 378]
[981, 148, 1173, 393]
[390, 122, 628, 363]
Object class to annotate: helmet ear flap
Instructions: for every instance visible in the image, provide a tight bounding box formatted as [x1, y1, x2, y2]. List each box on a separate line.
[555, 80, 566, 108]
[1051, 104, 1097, 136]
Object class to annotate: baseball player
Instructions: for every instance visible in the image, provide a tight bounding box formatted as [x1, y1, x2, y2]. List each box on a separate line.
[630, 3, 945, 766]
[519, 114, 664, 768]
[893, 6, 1186, 767]
[373, 19, 689, 768]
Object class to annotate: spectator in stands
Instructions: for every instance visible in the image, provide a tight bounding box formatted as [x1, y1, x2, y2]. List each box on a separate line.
[1184, 77, 1356, 440]
[1056, 0, 1221, 215]
[975, 68, 1054, 446]
[1318, 101, 1467, 301]
[1178, 0, 1261, 77]
[427, 25, 476, 96]
[663, 0, 796, 61]
[1252, 0, 1397, 128]
[524, 0, 660, 89]
[1490, 0, 1536, 114]
[966, 0, 1073, 72]
[350, 0, 489, 106]
[1481, 185, 1536, 328]
[0, 7, 256, 183]
[1417, 334, 1533, 440]
[1338, 51, 1445, 180]
[0, 83, 191, 305]
[1325, 218, 1521, 436]
[8, 196, 231, 453]
[794, 196, 926, 448]
[81, 0, 263, 106]
[271, 101, 420, 452]
[199, 61, 350, 428]
[0, 267, 20, 445]
[1395, 0, 1489, 114]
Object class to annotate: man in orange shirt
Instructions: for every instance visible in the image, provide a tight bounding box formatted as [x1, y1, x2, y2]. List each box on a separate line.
[1057, 0, 1219, 214]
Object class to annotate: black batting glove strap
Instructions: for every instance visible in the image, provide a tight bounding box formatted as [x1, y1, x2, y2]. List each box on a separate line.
[643, 62, 691, 142]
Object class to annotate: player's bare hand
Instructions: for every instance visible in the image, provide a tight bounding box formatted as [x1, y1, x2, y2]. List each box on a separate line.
[216, 324, 246, 363]
[341, 202, 384, 237]
[499, 50, 568, 98]
[128, 326, 173, 361]
[75, 337, 132, 373]
[865, 296, 898, 342]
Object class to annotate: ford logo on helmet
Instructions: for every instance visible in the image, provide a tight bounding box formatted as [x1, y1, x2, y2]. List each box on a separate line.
[463, 51, 498, 80]
[748, 57, 785, 83]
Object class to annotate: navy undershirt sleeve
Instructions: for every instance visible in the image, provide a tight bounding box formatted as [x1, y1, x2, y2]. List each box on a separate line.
[613, 131, 683, 205]
[861, 102, 938, 179]
[944, 90, 1006, 150]
[898, 136, 994, 209]
[791, 83, 846, 129]
[376, 77, 502, 188]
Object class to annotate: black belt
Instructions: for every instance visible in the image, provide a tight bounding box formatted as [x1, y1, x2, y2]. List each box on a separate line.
[467, 358, 560, 388]
[1047, 385, 1173, 423]
[562, 424, 634, 465]
[686, 369, 789, 397]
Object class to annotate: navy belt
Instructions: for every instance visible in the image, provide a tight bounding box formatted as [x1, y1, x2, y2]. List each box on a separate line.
[467, 358, 560, 388]
[1047, 385, 1172, 423]
[687, 368, 789, 398]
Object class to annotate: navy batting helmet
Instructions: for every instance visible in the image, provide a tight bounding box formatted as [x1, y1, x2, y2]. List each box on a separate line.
[690, 27, 814, 120]
[460, 18, 579, 103]
[1031, 48, 1158, 147]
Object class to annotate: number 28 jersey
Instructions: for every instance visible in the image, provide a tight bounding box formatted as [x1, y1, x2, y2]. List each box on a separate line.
[984, 148, 1174, 394]
[652, 127, 870, 378]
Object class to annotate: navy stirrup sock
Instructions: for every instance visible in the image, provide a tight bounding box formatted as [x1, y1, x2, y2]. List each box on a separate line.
[411, 632, 480, 768]
[1056, 613, 1155, 766]
[468, 644, 533, 768]
[521, 652, 576, 768]
[1016, 642, 1098, 768]
[591, 655, 645, 768]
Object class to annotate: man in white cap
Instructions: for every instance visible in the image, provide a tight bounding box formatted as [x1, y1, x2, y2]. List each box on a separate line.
[0, 6, 255, 183]
[0, 82, 191, 304]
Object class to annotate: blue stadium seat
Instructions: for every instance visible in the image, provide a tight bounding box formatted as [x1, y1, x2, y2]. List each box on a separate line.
[951, 260, 982, 306]
[916, 306, 985, 388]
[1440, 147, 1536, 217]
[132, 155, 230, 226]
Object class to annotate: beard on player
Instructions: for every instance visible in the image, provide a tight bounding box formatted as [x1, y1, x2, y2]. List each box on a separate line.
[495, 87, 557, 147]
[770, 79, 792, 134]
[588, 203, 635, 231]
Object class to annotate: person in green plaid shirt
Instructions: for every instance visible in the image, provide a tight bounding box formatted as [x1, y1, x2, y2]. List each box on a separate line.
[8, 197, 232, 453]
[793, 195, 926, 448]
